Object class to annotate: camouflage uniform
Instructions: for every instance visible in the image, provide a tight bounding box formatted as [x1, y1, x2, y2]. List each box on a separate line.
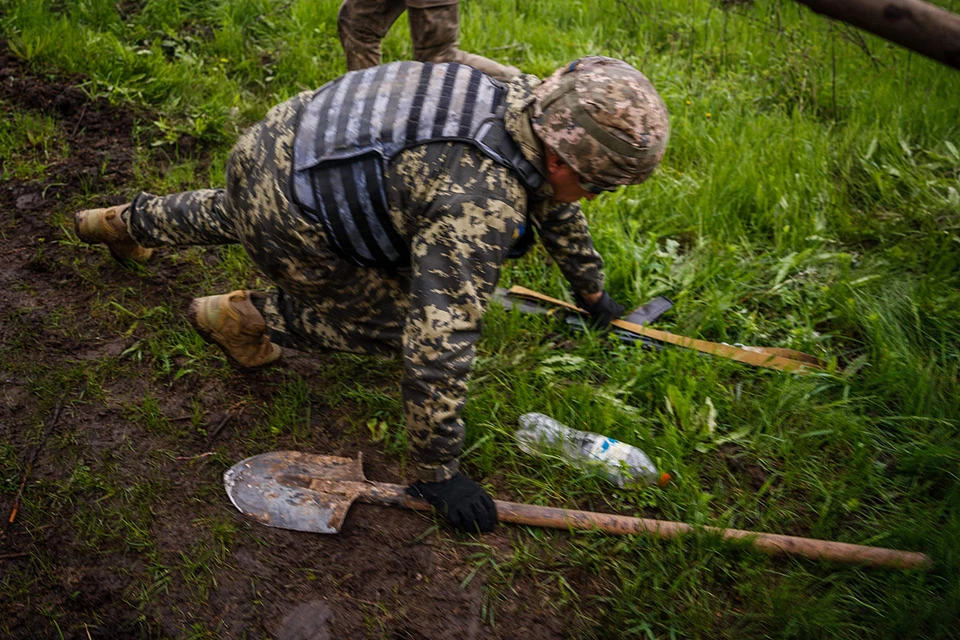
[126, 73, 604, 482]
[337, 0, 520, 81]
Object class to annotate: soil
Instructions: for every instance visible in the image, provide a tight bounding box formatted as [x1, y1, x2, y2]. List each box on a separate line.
[0, 45, 575, 639]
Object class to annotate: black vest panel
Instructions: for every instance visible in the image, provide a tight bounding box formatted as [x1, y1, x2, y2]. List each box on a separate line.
[291, 61, 544, 268]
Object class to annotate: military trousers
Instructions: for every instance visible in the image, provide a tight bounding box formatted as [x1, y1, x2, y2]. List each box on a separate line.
[127, 94, 411, 362]
[337, 0, 520, 81]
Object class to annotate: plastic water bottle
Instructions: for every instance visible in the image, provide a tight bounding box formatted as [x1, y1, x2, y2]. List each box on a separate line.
[516, 413, 671, 488]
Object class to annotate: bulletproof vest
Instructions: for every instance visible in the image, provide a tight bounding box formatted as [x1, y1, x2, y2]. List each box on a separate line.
[290, 61, 544, 268]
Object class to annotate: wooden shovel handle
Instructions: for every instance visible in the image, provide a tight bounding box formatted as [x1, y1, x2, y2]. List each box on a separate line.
[365, 485, 928, 570]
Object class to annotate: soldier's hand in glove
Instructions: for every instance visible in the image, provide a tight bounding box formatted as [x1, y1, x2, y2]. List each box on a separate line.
[407, 473, 497, 533]
[574, 290, 625, 330]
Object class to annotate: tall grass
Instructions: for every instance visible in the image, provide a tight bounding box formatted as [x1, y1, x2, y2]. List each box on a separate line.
[2, 0, 959, 636]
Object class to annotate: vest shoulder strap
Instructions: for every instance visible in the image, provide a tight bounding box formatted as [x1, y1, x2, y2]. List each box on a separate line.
[291, 62, 544, 268]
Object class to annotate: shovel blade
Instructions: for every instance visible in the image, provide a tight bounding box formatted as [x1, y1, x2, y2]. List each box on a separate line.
[224, 451, 368, 534]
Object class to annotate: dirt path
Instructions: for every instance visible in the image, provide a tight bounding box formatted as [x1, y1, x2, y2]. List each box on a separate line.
[0, 46, 572, 639]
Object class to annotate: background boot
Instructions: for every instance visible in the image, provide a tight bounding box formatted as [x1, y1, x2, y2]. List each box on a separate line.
[188, 290, 282, 370]
[74, 204, 153, 262]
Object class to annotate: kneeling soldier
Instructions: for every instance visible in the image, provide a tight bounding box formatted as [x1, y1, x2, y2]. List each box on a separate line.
[75, 56, 670, 533]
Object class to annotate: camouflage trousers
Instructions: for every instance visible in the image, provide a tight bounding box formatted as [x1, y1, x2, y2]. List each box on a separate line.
[127, 93, 409, 357]
[337, 0, 520, 82]
[125, 94, 462, 481]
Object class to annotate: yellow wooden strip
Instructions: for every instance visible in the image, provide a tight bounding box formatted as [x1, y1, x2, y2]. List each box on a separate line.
[507, 286, 824, 374]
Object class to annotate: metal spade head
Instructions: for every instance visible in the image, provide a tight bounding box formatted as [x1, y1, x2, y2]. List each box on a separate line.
[224, 451, 370, 534]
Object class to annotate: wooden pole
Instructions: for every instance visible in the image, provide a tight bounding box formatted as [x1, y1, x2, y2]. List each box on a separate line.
[492, 501, 931, 570]
[374, 487, 931, 570]
[793, 0, 960, 70]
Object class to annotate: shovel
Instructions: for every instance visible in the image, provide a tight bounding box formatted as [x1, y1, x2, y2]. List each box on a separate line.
[224, 451, 929, 570]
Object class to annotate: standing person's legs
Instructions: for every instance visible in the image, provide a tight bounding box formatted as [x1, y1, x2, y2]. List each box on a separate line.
[407, 2, 520, 81]
[337, 0, 408, 70]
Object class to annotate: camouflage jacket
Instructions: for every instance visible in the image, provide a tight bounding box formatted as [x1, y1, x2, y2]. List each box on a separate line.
[381, 73, 605, 481]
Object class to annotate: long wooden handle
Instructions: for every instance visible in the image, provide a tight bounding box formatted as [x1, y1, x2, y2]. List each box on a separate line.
[363, 485, 929, 570]
[492, 501, 930, 570]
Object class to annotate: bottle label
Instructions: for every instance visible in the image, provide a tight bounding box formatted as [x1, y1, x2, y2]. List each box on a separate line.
[587, 437, 631, 465]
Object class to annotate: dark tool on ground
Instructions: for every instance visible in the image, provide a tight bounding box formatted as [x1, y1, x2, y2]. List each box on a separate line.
[493, 287, 673, 349]
[224, 451, 930, 570]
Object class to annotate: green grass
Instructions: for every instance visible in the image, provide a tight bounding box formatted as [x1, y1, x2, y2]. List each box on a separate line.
[0, 100, 68, 180]
[2, 0, 960, 636]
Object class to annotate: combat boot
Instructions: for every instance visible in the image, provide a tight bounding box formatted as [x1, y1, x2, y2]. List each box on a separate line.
[74, 204, 153, 262]
[188, 290, 282, 370]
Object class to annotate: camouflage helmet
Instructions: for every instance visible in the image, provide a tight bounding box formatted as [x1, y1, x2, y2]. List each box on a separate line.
[532, 56, 670, 188]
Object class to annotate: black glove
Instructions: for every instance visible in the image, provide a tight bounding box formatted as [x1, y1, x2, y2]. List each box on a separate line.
[574, 290, 625, 329]
[407, 473, 497, 533]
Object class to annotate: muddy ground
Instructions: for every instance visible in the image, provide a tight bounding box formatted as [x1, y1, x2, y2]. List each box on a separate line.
[0, 45, 578, 639]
